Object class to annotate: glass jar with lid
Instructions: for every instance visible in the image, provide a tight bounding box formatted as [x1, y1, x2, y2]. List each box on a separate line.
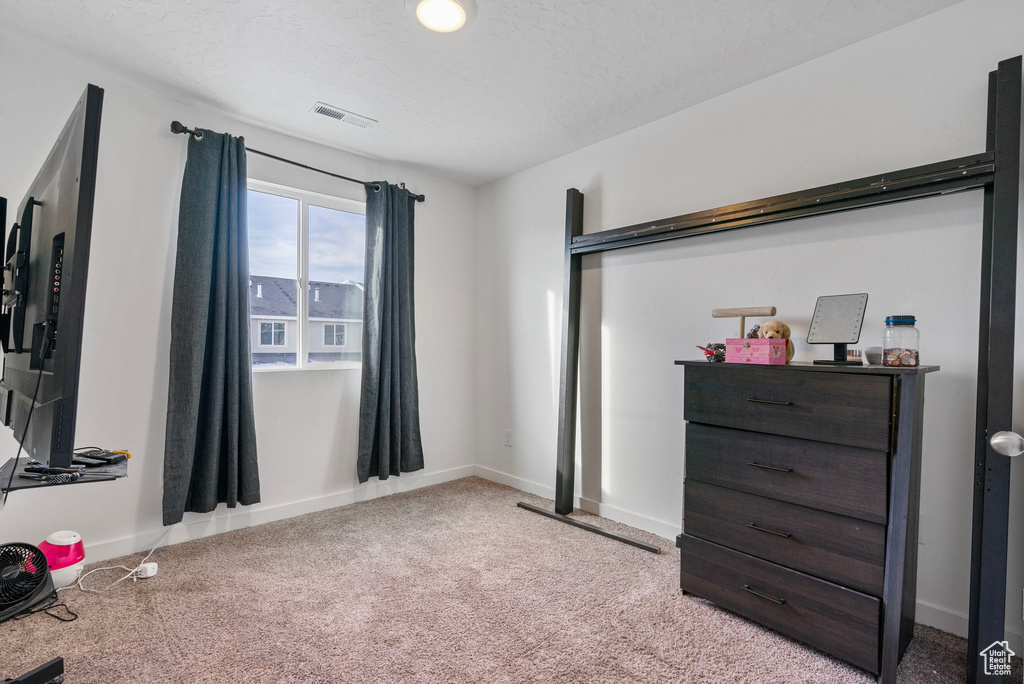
[882, 315, 919, 367]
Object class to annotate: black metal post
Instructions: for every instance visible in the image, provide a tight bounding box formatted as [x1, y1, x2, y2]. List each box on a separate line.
[967, 55, 1021, 684]
[516, 189, 663, 554]
[554, 188, 584, 516]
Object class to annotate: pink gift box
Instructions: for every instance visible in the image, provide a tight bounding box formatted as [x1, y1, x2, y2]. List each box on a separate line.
[725, 338, 788, 365]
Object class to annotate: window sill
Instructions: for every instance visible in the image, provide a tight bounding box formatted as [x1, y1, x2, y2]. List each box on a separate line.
[252, 362, 362, 373]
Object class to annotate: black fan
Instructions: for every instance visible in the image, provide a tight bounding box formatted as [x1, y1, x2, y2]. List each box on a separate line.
[0, 543, 54, 624]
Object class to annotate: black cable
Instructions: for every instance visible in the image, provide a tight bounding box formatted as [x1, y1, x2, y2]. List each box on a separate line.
[1, 328, 53, 510]
[12, 593, 78, 623]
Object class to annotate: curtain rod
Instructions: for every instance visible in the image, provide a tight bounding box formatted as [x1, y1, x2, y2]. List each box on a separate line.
[169, 121, 425, 202]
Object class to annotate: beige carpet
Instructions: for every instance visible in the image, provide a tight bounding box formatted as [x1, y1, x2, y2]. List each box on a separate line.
[0, 477, 1017, 683]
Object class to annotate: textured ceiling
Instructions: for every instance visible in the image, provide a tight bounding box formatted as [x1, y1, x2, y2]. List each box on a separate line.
[0, 0, 964, 186]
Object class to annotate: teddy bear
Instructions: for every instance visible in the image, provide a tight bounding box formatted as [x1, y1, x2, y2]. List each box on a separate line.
[758, 319, 794, 363]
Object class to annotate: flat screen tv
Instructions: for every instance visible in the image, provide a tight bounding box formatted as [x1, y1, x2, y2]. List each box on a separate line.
[0, 84, 103, 468]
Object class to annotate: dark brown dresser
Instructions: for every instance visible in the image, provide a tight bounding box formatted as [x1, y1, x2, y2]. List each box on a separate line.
[674, 360, 938, 682]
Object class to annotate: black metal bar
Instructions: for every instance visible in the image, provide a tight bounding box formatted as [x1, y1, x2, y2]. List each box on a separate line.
[569, 153, 993, 255]
[573, 151, 991, 243]
[554, 189, 584, 516]
[967, 55, 1021, 684]
[516, 502, 662, 554]
[245, 147, 381, 191]
[168, 121, 425, 202]
[6, 657, 64, 684]
[573, 151, 992, 244]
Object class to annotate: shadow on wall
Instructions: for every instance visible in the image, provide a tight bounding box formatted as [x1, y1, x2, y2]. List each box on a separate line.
[580, 258, 603, 506]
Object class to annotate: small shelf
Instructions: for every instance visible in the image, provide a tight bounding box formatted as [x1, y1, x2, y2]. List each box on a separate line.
[0, 456, 127, 493]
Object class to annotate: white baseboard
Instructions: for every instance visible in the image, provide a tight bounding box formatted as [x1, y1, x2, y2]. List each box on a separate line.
[915, 599, 1024, 652]
[916, 599, 969, 640]
[472, 465, 681, 541]
[84, 464, 477, 563]
[472, 465, 1024, 649]
[472, 465, 556, 499]
[576, 497, 680, 541]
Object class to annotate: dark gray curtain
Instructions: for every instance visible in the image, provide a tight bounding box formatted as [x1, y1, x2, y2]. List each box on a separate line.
[357, 183, 424, 483]
[163, 129, 260, 525]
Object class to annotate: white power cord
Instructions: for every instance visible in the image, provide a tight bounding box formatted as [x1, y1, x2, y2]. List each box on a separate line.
[60, 528, 171, 594]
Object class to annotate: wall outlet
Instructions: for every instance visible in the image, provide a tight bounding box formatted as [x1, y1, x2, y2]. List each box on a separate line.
[504, 429, 513, 447]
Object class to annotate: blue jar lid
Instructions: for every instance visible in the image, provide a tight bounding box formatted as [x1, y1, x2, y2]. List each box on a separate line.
[885, 315, 916, 326]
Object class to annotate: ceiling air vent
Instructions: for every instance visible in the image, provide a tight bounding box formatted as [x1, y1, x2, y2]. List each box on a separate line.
[310, 102, 377, 129]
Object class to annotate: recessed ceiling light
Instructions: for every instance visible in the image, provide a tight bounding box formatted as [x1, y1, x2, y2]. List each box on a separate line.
[412, 0, 475, 33]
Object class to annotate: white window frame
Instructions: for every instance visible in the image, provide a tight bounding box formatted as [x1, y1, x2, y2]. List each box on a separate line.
[324, 323, 347, 347]
[258, 321, 287, 347]
[247, 179, 365, 372]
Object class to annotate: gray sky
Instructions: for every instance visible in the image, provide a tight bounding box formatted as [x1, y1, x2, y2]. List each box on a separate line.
[248, 189, 365, 283]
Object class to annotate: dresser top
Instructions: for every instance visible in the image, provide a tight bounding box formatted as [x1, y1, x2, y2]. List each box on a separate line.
[675, 360, 939, 375]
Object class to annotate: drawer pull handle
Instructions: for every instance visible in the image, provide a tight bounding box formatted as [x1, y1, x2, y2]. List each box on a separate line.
[747, 522, 792, 538]
[747, 462, 793, 473]
[747, 398, 793, 406]
[742, 584, 786, 605]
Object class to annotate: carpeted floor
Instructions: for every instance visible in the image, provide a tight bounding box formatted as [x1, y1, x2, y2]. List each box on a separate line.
[0, 477, 1018, 683]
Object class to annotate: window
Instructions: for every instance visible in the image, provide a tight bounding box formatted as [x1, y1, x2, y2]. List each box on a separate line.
[247, 181, 365, 369]
[324, 323, 346, 347]
[260, 322, 286, 346]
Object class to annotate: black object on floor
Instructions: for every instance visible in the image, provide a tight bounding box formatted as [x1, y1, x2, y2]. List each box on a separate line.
[1, 658, 64, 684]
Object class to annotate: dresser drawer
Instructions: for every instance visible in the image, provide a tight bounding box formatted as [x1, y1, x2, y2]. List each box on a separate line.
[683, 363, 892, 450]
[684, 482, 885, 596]
[678, 533, 880, 674]
[685, 423, 888, 524]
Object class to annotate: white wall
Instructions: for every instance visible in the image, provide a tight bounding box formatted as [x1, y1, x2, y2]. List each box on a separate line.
[0, 37, 478, 561]
[474, 0, 1024, 646]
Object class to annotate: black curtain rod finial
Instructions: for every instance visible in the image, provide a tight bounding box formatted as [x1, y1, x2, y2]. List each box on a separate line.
[170, 120, 204, 141]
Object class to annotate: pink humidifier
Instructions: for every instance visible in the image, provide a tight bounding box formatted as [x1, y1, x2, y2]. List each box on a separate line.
[38, 530, 85, 589]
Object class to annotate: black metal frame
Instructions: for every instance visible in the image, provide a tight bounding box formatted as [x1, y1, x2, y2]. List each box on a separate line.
[2, 657, 64, 684]
[518, 56, 1022, 683]
[967, 58, 1021, 684]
